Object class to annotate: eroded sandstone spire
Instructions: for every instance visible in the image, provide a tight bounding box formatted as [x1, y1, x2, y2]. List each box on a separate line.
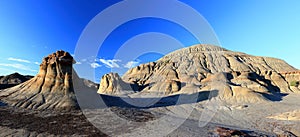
[0, 50, 78, 110]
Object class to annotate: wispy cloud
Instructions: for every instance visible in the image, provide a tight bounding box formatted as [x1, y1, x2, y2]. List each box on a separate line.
[7, 57, 40, 66]
[0, 63, 37, 72]
[90, 63, 101, 68]
[8, 57, 31, 63]
[75, 62, 82, 65]
[78, 56, 97, 63]
[124, 60, 140, 68]
[98, 59, 121, 68]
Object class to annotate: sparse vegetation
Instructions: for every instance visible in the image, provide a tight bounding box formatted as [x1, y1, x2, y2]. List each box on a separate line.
[290, 80, 299, 87]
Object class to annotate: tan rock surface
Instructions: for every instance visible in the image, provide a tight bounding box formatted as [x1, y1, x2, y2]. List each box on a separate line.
[100, 44, 299, 103]
[280, 71, 300, 92]
[98, 73, 135, 95]
[0, 50, 78, 110]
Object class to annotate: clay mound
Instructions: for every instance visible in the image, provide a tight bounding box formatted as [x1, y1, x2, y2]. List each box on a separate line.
[99, 44, 299, 103]
[0, 50, 78, 110]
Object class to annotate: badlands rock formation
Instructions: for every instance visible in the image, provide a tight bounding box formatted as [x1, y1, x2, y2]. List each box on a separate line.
[280, 71, 300, 91]
[0, 50, 78, 110]
[98, 73, 135, 95]
[99, 44, 299, 103]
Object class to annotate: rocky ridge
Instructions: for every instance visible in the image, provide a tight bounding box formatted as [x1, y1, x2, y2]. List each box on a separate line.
[99, 44, 300, 103]
[0, 73, 33, 85]
[0, 73, 33, 89]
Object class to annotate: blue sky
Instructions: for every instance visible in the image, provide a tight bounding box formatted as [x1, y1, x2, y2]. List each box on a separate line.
[0, 0, 299, 82]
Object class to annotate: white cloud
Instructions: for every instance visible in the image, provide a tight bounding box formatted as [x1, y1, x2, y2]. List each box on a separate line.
[78, 56, 98, 63]
[124, 61, 140, 68]
[90, 63, 101, 68]
[0, 63, 37, 72]
[76, 62, 82, 65]
[98, 59, 121, 68]
[8, 57, 31, 63]
[8, 57, 41, 66]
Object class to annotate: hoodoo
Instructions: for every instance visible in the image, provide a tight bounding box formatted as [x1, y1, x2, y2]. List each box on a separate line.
[0, 50, 78, 110]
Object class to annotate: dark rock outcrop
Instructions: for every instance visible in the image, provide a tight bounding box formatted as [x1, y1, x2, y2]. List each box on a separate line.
[0, 73, 33, 89]
[0, 73, 33, 85]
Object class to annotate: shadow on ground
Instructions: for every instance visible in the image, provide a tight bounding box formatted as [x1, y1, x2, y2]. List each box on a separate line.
[259, 92, 289, 102]
[0, 101, 7, 106]
[78, 90, 218, 109]
[0, 84, 19, 90]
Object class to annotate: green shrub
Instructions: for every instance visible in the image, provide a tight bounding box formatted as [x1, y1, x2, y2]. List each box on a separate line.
[290, 80, 299, 87]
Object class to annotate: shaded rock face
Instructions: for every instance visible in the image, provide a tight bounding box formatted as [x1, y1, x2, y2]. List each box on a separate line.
[0, 50, 78, 110]
[0, 73, 33, 89]
[0, 73, 33, 85]
[99, 44, 299, 103]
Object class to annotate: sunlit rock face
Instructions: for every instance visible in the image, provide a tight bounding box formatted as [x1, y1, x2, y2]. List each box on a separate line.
[99, 44, 299, 103]
[98, 73, 135, 95]
[0, 50, 79, 110]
